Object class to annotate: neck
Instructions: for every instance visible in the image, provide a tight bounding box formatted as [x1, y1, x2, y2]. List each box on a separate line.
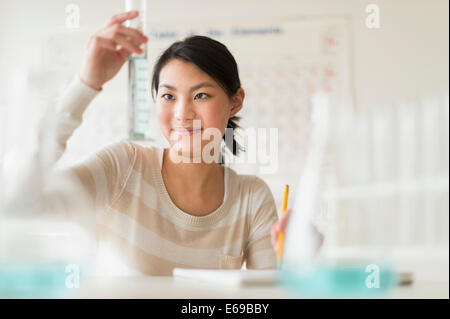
[162, 148, 224, 195]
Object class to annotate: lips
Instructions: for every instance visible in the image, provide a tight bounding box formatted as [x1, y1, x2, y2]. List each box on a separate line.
[174, 127, 195, 131]
[172, 127, 203, 136]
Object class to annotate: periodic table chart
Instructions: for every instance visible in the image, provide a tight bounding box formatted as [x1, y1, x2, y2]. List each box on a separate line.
[146, 18, 353, 203]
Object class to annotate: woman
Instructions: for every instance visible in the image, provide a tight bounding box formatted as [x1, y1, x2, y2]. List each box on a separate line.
[56, 11, 296, 275]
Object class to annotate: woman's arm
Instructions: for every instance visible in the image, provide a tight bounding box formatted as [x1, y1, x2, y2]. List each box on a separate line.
[245, 177, 279, 269]
[55, 9, 148, 160]
[5, 11, 148, 221]
[48, 11, 147, 215]
[52, 75, 101, 162]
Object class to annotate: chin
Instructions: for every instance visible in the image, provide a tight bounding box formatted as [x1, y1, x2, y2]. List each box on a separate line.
[168, 138, 203, 157]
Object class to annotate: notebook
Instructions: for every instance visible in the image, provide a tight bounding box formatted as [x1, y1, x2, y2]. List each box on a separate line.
[172, 268, 279, 286]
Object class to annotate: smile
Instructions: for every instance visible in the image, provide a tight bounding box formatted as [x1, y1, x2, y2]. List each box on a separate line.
[172, 128, 203, 136]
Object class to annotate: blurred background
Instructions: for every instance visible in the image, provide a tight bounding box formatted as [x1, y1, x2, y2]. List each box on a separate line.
[0, 0, 448, 295]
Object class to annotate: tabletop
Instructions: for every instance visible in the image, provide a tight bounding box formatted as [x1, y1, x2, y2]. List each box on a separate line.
[73, 276, 449, 299]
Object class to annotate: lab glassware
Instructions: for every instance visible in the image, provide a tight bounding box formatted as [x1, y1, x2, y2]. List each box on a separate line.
[125, 0, 151, 141]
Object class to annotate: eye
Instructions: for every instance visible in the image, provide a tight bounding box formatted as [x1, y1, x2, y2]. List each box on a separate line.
[161, 93, 174, 100]
[195, 93, 210, 100]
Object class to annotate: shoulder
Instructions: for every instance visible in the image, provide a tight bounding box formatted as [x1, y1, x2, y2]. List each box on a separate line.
[95, 140, 136, 162]
[250, 175, 273, 196]
[92, 141, 163, 184]
[248, 176, 276, 212]
[102, 141, 162, 162]
[235, 174, 278, 242]
[125, 142, 165, 175]
[232, 171, 273, 198]
[126, 142, 161, 157]
[229, 171, 276, 212]
[85, 141, 137, 178]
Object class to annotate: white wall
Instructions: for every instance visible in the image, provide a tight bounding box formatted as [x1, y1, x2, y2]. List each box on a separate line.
[0, 0, 448, 108]
[0, 1, 448, 170]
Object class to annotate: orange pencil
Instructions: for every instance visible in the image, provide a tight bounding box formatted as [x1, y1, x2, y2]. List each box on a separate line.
[276, 185, 289, 264]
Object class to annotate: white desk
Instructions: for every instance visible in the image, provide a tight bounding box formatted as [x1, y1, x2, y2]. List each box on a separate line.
[74, 276, 449, 299]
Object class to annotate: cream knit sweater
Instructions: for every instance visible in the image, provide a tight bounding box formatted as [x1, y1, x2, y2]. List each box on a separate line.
[52, 75, 278, 276]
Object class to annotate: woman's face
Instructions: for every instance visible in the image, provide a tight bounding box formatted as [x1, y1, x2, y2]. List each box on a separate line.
[155, 58, 244, 161]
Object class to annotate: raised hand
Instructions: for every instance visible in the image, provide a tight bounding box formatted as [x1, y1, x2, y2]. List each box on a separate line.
[79, 11, 148, 90]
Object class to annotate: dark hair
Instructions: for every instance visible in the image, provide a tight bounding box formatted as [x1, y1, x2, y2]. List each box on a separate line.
[151, 35, 245, 162]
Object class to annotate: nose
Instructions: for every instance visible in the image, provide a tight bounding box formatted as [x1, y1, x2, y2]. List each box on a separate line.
[174, 98, 195, 122]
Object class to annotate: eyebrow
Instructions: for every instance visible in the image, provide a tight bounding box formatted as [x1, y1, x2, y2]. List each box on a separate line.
[158, 82, 216, 92]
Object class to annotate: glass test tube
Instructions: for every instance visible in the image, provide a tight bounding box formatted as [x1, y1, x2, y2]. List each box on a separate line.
[125, 0, 150, 140]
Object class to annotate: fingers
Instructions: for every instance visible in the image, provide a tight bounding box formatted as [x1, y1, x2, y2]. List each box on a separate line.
[90, 29, 145, 55]
[271, 224, 279, 250]
[114, 33, 143, 54]
[93, 12, 147, 55]
[90, 36, 117, 51]
[270, 218, 285, 251]
[283, 208, 292, 218]
[279, 208, 291, 231]
[108, 24, 147, 54]
[117, 47, 132, 61]
[119, 25, 148, 43]
[270, 209, 292, 251]
[270, 210, 325, 255]
[106, 10, 139, 27]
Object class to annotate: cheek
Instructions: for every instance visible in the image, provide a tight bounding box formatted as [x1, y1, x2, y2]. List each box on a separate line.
[156, 105, 172, 133]
[201, 106, 229, 131]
